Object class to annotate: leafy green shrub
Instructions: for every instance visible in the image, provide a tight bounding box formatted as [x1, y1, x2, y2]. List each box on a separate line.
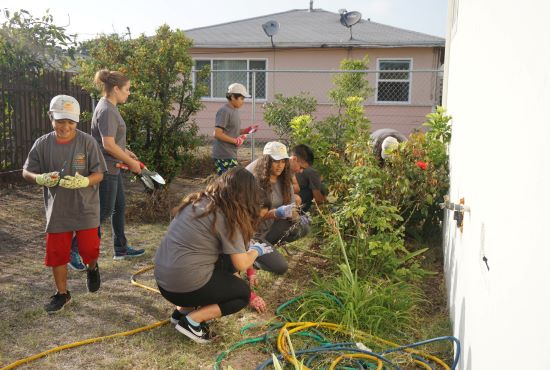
[262, 92, 317, 143]
[288, 56, 434, 281]
[73, 26, 208, 184]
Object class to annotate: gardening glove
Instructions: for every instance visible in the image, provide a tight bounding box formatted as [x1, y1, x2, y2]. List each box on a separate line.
[249, 242, 273, 256]
[242, 124, 259, 135]
[299, 214, 312, 226]
[35, 172, 60, 187]
[59, 172, 90, 189]
[235, 134, 247, 147]
[275, 204, 294, 219]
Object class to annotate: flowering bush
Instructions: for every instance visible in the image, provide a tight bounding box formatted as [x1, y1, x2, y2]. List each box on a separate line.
[380, 107, 452, 239]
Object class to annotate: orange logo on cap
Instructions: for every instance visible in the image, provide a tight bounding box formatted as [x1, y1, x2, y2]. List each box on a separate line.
[63, 102, 75, 112]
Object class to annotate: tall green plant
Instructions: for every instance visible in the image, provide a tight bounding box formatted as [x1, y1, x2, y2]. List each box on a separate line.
[292, 213, 424, 339]
[73, 26, 208, 184]
[263, 92, 317, 144]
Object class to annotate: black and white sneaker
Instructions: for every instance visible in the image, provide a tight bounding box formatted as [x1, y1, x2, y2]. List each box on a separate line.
[175, 317, 211, 344]
[170, 308, 193, 325]
[86, 264, 101, 293]
[44, 291, 71, 314]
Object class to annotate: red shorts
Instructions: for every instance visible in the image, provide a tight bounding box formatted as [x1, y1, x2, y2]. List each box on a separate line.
[45, 227, 100, 267]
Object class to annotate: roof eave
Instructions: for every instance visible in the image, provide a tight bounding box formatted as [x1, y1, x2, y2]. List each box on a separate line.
[189, 42, 445, 49]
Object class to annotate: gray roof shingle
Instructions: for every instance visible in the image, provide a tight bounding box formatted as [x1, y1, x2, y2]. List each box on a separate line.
[185, 9, 445, 49]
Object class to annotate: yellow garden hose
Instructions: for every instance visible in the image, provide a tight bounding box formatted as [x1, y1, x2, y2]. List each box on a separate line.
[0, 265, 163, 370]
[329, 353, 384, 370]
[130, 265, 160, 293]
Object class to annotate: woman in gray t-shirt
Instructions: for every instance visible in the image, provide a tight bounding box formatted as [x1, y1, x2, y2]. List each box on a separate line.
[248, 146, 310, 263]
[154, 167, 272, 343]
[73, 69, 145, 263]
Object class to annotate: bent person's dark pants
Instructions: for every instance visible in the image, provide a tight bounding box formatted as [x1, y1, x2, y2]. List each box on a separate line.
[157, 255, 250, 316]
[255, 219, 309, 275]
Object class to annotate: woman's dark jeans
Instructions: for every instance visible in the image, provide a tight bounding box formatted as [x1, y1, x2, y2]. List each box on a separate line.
[71, 173, 128, 255]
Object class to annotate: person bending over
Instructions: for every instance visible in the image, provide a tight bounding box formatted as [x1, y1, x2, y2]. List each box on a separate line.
[154, 167, 272, 343]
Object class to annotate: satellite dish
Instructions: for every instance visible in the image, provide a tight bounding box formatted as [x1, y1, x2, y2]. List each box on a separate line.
[340, 11, 362, 27]
[262, 20, 280, 48]
[262, 20, 280, 37]
[339, 11, 362, 40]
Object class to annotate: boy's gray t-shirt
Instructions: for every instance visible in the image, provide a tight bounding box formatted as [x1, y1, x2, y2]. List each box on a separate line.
[212, 103, 241, 160]
[23, 130, 107, 233]
[296, 167, 322, 191]
[154, 198, 247, 293]
[91, 97, 127, 174]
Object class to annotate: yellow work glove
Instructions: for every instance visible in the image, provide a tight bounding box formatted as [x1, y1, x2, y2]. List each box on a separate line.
[59, 172, 90, 189]
[35, 172, 60, 187]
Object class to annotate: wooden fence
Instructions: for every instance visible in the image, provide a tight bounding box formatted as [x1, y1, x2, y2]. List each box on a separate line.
[0, 68, 93, 175]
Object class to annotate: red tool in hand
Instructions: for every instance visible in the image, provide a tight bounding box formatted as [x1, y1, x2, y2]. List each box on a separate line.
[116, 161, 166, 190]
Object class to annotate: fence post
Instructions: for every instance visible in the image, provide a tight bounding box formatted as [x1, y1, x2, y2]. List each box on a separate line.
[251, 71, 256, 162]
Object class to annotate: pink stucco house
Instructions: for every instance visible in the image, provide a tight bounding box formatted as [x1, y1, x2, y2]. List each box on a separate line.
[184, 7, 445, 139]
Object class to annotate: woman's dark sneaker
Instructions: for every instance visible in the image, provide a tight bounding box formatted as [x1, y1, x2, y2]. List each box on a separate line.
[87, 264, 101, 292]
[44, 291, 71, 313]
[113, 246, 145, 260]
[175, 317, 212, 344]
[68, 250, 86, 271]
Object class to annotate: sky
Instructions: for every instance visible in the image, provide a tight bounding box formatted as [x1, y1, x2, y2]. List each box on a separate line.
[2, 0, 447, 41]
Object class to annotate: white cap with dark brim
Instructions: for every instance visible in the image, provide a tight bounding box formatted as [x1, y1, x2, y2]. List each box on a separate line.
[49, 95, 80, 123]
[263, 141, 289, 160]
[227, 83, 251, 98]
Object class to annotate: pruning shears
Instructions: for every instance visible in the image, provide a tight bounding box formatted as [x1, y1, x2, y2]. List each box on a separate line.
[116, 161, 166, 190]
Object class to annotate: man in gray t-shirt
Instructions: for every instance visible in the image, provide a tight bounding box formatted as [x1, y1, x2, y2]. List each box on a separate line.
[212, 83, 258, 175]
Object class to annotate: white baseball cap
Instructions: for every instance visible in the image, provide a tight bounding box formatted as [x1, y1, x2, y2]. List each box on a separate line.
[49, 95, 80, 123]
[381, 136, 399, 159]
[263, 141, 289, 160]
[227, 83, 250, 97]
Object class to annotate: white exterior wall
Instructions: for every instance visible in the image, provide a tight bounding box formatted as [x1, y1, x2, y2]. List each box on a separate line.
[443, 1, 550, 369]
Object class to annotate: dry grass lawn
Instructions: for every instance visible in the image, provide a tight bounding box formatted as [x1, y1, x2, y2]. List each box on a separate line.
[0, 172, 319, 370]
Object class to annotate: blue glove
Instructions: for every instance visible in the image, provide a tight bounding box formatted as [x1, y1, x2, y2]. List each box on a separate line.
[275, 204, 294, 219]
[249, 242, 273, 256]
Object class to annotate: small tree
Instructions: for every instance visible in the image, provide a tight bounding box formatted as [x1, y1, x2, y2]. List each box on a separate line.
[73, 25, 208, 184]
[0, 8, 76, 73]
[262, 92, 317, 144]
[1, 9, 76, 170]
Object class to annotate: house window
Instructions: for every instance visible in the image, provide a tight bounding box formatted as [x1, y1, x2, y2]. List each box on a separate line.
[377, 60, 411, 103]
[194, 59, 267, 99]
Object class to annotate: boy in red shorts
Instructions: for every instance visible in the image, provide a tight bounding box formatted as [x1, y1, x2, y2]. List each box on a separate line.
[22, 95, 107, 313]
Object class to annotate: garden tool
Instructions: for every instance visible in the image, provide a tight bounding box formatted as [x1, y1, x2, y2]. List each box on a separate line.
[116, 161, 165, 190]
[36, 160, 67, 187]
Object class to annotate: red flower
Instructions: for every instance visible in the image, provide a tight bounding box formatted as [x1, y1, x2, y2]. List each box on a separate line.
[415, 161, 428, 170]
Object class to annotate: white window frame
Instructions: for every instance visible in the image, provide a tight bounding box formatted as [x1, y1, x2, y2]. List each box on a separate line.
[375, 58, 413, 105]
[192, 58, 268, 101]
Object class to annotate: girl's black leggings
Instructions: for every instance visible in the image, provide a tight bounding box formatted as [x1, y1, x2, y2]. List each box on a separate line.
[158, 256, 250, 316]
